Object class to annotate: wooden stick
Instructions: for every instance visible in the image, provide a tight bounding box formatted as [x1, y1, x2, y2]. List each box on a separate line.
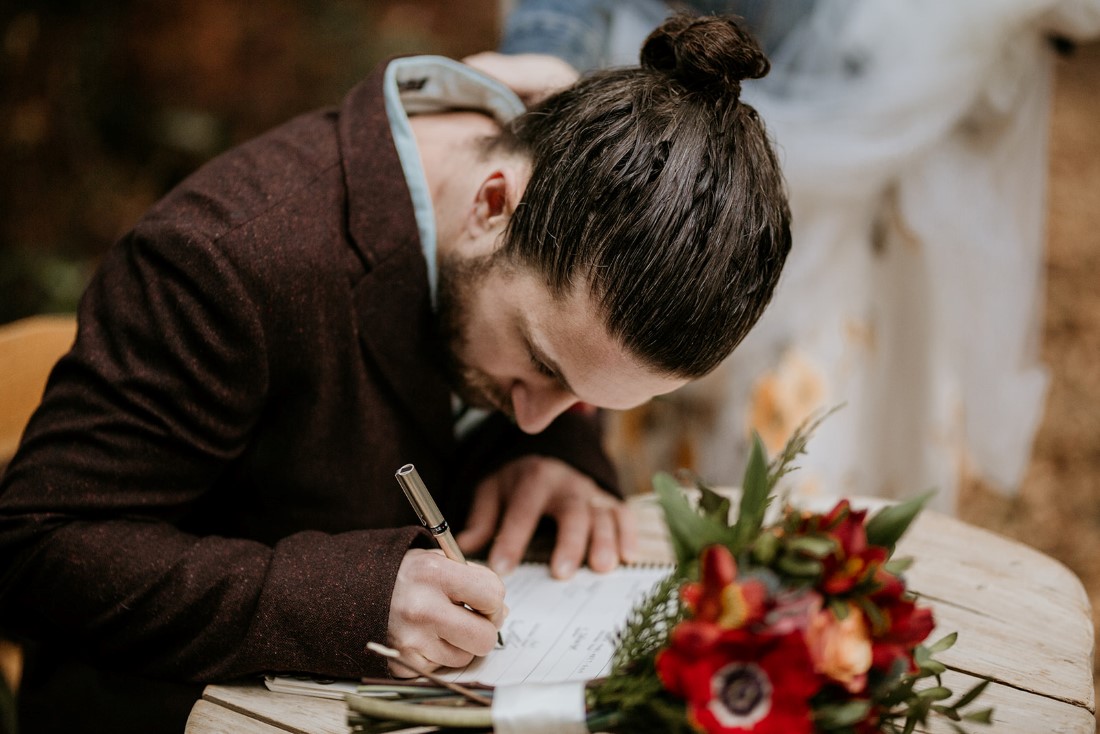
[366, 642, 493, 706]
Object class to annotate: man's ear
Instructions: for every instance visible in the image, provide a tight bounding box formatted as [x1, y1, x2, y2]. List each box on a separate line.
[469, 168, 522, 237]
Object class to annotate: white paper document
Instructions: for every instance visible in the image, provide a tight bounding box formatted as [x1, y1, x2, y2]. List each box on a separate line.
[439, 563, 671, 686]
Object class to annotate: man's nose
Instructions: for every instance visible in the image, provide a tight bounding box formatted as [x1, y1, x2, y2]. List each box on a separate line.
[510, 381, 579, 434]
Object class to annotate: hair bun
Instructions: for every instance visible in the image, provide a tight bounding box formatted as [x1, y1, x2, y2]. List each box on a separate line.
[640, 14, 769, 101]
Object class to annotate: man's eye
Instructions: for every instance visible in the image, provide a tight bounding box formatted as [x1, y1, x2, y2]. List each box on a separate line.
[531, 354, 556, 378]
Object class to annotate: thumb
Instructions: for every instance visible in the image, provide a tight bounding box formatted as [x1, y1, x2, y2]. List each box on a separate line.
[454, 476, 501, 554]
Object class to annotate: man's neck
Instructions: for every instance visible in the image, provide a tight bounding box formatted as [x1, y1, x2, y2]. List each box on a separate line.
[409, 111, 502, 255]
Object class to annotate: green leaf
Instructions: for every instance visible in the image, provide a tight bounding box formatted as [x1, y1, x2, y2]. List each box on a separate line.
[786, 534, 837, 558]
[884, 556, 914, 574]
[854, 596, 887, 636]
[698, 484, 732, 524]
[751, 531, 779, 565]
[962, 707, 994, 724]
[928, 632, 958, 654]
[919, 658, 947, 676]
[653, 472, 736, 566]
[953, 679, 991, 710]
[932, 704, 962, 721]
[828, 597, 850, 620]
[815, 699, 871, 728]
[776, 553, 823, 578]
[731, 433, 770, 552]
[865, 490, 935, 552]
[918, 686, 953, 701]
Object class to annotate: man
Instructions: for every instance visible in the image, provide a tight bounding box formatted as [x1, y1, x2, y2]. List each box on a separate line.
[0, 14, 788, 732]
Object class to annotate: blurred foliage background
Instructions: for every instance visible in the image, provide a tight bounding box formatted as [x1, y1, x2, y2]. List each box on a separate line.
[0, 0, 500, 323]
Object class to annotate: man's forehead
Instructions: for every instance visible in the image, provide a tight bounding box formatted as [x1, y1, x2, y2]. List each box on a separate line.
[519, 276, 687, 409]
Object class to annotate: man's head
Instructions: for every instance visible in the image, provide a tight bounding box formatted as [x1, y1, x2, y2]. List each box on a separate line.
[438, 14, 790, 433]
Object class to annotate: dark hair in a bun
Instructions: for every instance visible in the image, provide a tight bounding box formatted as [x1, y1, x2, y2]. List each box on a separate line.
[641, 14, 769, 101]
[494, 13, 790, 379]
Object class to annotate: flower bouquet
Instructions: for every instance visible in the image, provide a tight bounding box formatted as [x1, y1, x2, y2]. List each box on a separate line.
[587, 413, 993, 734]
[346, 413, 993, 733]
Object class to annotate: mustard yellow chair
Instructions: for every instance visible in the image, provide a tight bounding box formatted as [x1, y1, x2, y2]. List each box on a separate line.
[0, 314, 78, 697]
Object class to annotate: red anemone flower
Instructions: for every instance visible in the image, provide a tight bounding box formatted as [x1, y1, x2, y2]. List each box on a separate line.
[657, 628, 822, 734]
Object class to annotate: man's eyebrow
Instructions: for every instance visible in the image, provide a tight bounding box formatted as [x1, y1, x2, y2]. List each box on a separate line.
[525, 326, 576, 395]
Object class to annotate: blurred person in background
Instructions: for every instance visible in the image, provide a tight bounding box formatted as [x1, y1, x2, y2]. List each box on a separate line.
[468, 0, 1100, 511]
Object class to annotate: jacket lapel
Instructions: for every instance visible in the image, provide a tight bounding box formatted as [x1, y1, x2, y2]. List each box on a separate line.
[338, 64, 454, 458]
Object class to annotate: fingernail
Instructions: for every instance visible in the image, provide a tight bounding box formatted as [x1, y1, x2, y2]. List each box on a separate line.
[593, 549, 615, 570]
[552, 560, 576, 578]
[492, 557, 515, 576]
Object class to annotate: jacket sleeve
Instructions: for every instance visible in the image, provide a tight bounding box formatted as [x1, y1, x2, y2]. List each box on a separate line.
[0, 219, 417, 682]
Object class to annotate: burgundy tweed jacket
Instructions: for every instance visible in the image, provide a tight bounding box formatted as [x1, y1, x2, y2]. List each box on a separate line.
[0, 60, 616, 721]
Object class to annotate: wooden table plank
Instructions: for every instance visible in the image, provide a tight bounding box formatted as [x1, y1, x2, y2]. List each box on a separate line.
[917, 670, 1096, 734]
[900, 512, 1095, 713]
[202, 683, 348, 734]
[187, 699, 296, 734]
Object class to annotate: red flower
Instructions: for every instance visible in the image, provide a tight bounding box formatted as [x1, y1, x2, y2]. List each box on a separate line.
[870, 596, 935, 673]
[657, 628, 822, 734]
[817, 501, 887, 596]
[681, 545, 767, 630]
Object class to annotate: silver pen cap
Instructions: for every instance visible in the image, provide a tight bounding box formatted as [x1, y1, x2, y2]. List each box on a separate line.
[395, 463, 445, 529]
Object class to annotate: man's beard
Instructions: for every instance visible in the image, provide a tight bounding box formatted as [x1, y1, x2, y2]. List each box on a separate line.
[436, 251, 515, 418]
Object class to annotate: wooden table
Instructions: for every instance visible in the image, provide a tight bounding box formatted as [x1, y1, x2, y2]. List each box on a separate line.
[187, 495, 1096, 733]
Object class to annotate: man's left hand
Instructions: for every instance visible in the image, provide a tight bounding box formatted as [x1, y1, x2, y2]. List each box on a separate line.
[454, 456, 637, 579]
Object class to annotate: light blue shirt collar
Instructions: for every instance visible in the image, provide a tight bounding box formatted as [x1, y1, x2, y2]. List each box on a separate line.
[382, 55, 525, 310]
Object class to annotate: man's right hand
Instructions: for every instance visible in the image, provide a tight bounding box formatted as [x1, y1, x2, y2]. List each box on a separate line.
[386, 549, 507, 677]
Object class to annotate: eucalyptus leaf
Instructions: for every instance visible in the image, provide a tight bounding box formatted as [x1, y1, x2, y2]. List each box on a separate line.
[928, 632, 958, 654]
[932, 704, 962, 721]
[953, 679, 990, 710]
[918, 686, 953, 701]
[884, 556, 915, 575]
[815, 699, 871, 728]
[776, 553, 823, 578]
[786, 534, 837, 558]
[962, 707, 994, 724]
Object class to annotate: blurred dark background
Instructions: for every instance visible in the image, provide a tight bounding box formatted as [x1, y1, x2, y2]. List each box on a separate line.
[0, 0, 500, 323]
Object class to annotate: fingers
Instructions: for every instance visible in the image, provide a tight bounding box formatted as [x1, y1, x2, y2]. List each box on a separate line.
[549, 495, 632, 576]
[585, 502, 619, 573]
[438, 561, 507, 621]
[487, 480, 547, 576]
[455, 476, 502, 555]
[387, 550, 506, 672]
[615, 502, 640, 565]
[388, 638, 474, 678]
[548, 494, 591, 578]
[474, 456, 640, 577]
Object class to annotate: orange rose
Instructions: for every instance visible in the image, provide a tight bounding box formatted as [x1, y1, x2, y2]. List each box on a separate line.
[804, 603, 872, 693]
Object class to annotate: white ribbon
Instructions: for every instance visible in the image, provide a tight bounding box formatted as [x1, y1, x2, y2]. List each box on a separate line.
[491, 682, 589, 734]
